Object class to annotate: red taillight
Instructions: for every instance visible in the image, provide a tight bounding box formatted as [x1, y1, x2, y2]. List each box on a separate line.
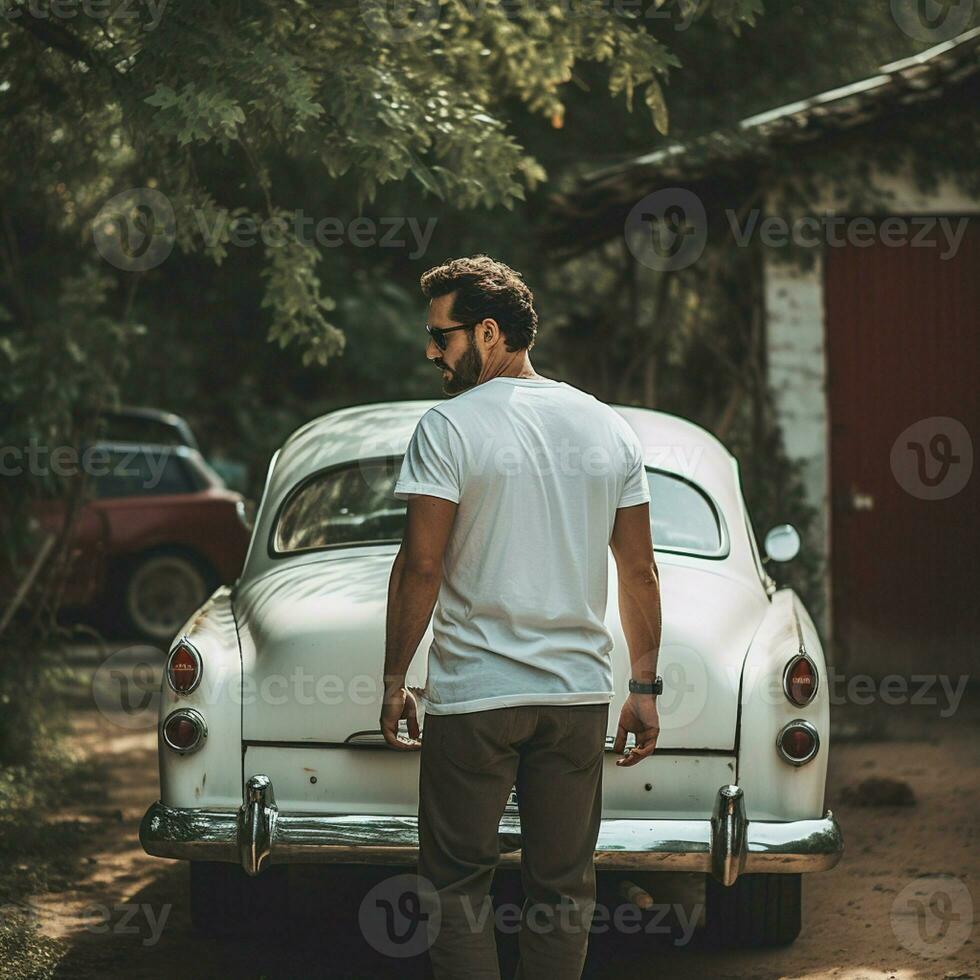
[167, 639, 201, 695]
[163, 708, 207, 753]
[783, 655, 817, 706]
[776, 721, 819, 766]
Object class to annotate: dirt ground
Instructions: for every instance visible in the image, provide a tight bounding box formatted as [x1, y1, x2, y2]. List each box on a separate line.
[9, 648, 979, 979]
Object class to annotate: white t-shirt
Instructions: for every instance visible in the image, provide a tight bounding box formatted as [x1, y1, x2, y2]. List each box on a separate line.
[393, 376, 651, 715]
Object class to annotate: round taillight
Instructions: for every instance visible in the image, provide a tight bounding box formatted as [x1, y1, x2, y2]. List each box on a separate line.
[167, 639, 202, 695]
[776, 720, 819, 766]
[783, 655, 817, 706]
[163, 708, 207, 753]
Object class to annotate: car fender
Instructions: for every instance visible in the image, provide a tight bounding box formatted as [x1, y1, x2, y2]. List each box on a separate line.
[737, 588, 830, 821]
[157, 585, 243, 809]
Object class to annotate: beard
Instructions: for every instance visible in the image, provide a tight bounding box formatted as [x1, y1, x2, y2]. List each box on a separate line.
[440, 333, 482, 395]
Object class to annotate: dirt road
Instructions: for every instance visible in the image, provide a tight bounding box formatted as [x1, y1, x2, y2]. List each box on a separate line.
[16, 651, 979, 979]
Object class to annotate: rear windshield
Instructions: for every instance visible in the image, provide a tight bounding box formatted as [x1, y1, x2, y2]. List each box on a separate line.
[272, 462, 725, 558]
[93, 450, 195, 498]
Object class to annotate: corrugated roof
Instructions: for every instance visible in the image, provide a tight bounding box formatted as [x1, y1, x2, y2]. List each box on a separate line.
[547, 27, 979, 248]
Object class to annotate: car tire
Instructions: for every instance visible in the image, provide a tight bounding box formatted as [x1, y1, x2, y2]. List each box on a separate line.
[704, 872, 802, 947]
[189, 861, 290, 939]
[116, 548, 216, 644]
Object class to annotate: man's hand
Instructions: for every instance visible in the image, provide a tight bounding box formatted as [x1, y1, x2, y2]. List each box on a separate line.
[380, 683, 422, 750]
[613, 693, 660, 767]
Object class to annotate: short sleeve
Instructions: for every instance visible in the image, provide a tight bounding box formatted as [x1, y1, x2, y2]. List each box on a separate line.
[394, 410, 463, 504]
[617, 429, 651, 509]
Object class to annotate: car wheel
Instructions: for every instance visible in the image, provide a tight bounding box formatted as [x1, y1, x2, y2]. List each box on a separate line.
[704, 872, 802, 947]
[120, 550, 213, 643]
[189, 861, 290, 939]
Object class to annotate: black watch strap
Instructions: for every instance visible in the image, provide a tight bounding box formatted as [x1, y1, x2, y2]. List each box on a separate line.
[628, 676, 663, 695]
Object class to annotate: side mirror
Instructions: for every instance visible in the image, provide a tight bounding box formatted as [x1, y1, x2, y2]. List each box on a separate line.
[764, 524, 801, 563]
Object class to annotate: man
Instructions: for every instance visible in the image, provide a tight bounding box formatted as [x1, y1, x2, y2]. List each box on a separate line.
[381, 255, 662, 979]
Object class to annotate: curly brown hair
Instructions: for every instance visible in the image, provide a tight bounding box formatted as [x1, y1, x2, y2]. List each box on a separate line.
[420, 255, 537, 352]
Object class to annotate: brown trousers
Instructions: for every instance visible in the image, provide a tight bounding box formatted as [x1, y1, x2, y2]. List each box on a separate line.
[417, 702, 609, 980]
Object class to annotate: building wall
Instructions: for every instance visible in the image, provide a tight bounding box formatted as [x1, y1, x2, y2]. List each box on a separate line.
[764, 254, 831, 638]
[762, 171, 979, 644]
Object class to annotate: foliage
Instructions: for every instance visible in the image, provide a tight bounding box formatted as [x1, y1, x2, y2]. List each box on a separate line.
[0, 0, 770, 760]
[0, 0, 762, 365]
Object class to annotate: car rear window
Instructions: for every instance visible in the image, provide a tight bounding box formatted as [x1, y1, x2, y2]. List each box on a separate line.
[93, 450, 195, 498]
[272, 462, 725, 558]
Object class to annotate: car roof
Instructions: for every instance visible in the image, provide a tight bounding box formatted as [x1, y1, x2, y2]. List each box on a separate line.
[103, 406, 201, 451]
[83, 441, 226, 488]
[271, 398, 736, 497]
[241, 398, 755, 584]
[85, 440, 197, 456]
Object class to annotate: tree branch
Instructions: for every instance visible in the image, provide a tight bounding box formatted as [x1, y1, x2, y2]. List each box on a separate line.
[8, 13, 101, 70]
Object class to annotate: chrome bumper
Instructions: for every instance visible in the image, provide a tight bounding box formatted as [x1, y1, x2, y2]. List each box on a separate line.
[140, 777, 843, 885]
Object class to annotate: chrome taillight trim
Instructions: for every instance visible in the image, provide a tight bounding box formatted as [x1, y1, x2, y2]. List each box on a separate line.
[782, 653, 818, 707]
[775, 719, 820, 766]
[236, 498, 255, 531]
[166, 636, 203, 695]
[162, 707, 208, 754]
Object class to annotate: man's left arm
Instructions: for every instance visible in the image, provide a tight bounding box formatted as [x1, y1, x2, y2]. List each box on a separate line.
[381, 494, 457, 749]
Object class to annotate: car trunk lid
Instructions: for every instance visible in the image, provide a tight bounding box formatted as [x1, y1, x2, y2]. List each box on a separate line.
[236, 550, 766, 751]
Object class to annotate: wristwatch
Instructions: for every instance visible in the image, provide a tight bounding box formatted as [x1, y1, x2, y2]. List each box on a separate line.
[628, 676, 663, 696]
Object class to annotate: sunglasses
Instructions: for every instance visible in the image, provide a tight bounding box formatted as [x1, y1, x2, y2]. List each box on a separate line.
[425, 321, 478, 351]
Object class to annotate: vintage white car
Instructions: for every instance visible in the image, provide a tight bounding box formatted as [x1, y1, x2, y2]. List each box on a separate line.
[140, 399, 843, 946]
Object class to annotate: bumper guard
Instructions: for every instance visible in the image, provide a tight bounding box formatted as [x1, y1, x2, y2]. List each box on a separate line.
[139, 775, 844, 885]
[141, 777, 843, 884]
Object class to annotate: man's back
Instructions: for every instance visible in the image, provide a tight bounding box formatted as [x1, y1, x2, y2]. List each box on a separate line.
[394, 375, 651, 715]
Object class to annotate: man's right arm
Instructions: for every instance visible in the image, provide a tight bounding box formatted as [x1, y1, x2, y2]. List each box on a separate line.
[611, 502, 662, 678]
[609, 502, 662, 765]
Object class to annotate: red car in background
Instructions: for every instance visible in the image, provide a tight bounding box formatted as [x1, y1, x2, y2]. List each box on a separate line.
[31, 411, 252, 644]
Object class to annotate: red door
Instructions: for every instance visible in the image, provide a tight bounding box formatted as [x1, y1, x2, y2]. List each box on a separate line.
[824, 217, 979, 677]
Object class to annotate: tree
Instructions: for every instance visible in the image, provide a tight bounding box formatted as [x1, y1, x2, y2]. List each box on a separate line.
[1, 0, 764, 365]
[0, 0, 769, 759]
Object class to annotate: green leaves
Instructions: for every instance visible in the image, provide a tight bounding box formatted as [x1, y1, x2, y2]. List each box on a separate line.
[144, 83, 246, 148]
[645, 78, 670, 135]
[3, 0, 770, 381]
[259, 225, 344, 368]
